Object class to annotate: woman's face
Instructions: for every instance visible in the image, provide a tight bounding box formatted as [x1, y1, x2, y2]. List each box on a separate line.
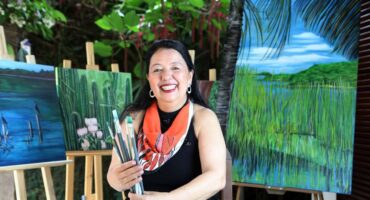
[147, 48, 193, 110]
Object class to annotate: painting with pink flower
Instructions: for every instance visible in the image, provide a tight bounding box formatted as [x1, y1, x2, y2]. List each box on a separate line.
[55, 68, 132, 151]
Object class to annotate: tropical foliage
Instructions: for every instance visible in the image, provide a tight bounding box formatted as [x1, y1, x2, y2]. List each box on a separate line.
[93, 0, 230, 77]
[0, 0, 66, 39]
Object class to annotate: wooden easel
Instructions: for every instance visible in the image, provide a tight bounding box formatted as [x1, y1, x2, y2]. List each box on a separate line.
[64, 42, 122, 200]
[0, 25, 14, 60]
[234, 182, 325, 200]
[0, 160, 72, 200]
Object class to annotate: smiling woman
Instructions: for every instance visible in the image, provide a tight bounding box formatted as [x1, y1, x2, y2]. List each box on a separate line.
[107, 39, 226, 200]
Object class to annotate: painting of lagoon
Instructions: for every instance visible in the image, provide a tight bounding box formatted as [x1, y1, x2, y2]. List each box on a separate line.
[227, 1, 358, 194]
[0, 60, 65, 167]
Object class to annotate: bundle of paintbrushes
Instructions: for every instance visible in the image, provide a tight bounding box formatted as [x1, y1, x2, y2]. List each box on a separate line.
[108, 110, 144, 195]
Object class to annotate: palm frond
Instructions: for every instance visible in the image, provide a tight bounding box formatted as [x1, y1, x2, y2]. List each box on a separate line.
[256, 0, 292, 59]
[294, 0, 360, 60]
[238, 0, 263, 59]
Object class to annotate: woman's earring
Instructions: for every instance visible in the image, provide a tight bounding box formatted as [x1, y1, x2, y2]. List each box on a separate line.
[149, 89, 155, 98]
[187, 86, 192, 94]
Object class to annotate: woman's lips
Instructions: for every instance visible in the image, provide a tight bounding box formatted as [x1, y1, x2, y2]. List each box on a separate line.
[160, 84, 177, 93]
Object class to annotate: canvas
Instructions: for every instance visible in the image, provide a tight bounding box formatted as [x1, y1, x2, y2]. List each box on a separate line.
[227, 1, 358, 194]
[56, 68, 132, 151]
[0, 60, 65, 167]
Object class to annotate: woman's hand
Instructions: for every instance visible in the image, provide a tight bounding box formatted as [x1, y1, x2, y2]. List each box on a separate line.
[107, 160, 143, 191]
[128, 191, 170, 200]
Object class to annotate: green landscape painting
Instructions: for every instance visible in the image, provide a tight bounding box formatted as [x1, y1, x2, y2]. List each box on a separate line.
[227, 1, 359, 194]
[55, 68, 132, 151]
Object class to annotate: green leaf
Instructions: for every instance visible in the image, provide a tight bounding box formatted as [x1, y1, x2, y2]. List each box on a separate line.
[189, 0, 204, 8]
[143, 32, 155, 41]
[124, 11, 140, 32]
[109, 12, 125, 32]
[133, 63, 145, 78]
[166, 24, 176, 32]
[94, 41, 112, 57]
[178, 2, 197, 12]
[95, 16, 112, 31]
[51, 10, 67, 22]
[220, 0, 230, 6]
[211, 19, 222, 29]
[118, 41, 131, 48]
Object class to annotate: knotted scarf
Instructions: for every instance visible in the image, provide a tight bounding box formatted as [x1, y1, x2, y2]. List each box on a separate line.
[137, 100, 193, 171]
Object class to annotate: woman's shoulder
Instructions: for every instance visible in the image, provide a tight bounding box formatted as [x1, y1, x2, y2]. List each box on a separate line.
[192, 103, 219, 135]
[193, 103, 217, 119]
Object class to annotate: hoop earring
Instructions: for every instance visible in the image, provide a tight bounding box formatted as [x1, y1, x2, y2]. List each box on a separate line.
[149, 89, 155, 98]
[187, 86, 192, 94]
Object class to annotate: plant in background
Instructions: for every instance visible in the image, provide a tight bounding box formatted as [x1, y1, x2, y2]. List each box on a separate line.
[0, 0, 66, 39]
[93, 0, 230, 78]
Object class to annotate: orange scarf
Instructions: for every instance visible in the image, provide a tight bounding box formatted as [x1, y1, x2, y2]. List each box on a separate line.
[137, 100, 193, 171]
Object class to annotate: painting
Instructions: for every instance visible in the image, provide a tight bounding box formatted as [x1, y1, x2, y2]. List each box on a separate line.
[56, 68, 132, 151]
[226, 1, 359, 194]
[0, 60, 65, 167]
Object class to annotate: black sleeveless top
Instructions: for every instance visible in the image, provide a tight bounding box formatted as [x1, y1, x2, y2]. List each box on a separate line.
[139, 107, 219, 200]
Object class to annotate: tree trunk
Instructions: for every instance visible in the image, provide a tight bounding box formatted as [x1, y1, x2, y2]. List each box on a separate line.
[216, 0, 244, 135]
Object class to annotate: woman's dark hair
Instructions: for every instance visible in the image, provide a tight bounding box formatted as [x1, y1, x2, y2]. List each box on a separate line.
[120, 39, 208, 120]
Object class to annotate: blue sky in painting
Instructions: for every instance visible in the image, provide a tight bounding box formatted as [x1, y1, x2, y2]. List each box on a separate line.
[0, 59, 54, 72]
[237, 8, 348, 74]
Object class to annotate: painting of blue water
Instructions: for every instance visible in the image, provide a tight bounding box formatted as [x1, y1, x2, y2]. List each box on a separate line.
[0, 60, 66, 167]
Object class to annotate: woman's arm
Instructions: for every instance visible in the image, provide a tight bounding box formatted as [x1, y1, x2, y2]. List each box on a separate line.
[129, 107, 226, 200]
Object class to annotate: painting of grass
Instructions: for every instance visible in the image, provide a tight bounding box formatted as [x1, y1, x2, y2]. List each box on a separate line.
[227, 1, 358, 193]
[55, 68, 132, 151]
[0, 60, 65, 167]
[227, 64, 356, 193]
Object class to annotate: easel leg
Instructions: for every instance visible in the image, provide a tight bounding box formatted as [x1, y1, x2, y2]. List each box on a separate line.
[236, 186, 244, 200]
[41, 167, 56, 200]
[94, 155, 103, 200]
[312, 192, 324, 200]
[85, 155, 94, 199]
[65, 155, 75, 200]
[13, 170, 27, 200]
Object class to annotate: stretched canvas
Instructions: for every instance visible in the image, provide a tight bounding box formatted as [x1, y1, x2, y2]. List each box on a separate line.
[227, 1, 359, 194]
[0, 60, 65, 167]
[56, 68, 132, 151]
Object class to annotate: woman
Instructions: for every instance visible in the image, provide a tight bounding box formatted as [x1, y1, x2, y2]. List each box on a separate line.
[107, 39, 226, 200]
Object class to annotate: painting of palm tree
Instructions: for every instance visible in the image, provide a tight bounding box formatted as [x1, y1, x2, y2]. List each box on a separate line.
[222, 0, 359, 194]
[0, 60, 65, 167]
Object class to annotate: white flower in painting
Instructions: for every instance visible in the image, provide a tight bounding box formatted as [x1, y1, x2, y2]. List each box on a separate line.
[96, 131, 103, 139]
[100, 140, 107, 149]
[81, 139, 90, 150]
[88, 125, 98, 133]
[77, 127, 88, 137]
[85, 118, 98, 126]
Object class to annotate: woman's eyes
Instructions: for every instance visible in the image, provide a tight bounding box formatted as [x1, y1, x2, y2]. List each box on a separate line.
[152, 66, 181, 72]
[171, 66, 181, 70]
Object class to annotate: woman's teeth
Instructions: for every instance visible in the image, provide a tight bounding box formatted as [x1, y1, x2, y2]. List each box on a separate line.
[161, 85, 176, 91]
